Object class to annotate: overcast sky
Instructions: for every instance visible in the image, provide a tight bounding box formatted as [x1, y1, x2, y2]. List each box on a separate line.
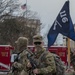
[19, 0, 75, 45]
[19, 0, 75, 25]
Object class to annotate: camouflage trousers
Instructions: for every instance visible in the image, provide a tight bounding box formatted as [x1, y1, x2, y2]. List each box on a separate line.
[7, 70, 29, 75]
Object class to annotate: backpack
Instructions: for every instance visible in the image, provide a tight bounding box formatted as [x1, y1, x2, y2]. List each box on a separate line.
[53, 54, 65, 75]
[40, 51, 65, 75]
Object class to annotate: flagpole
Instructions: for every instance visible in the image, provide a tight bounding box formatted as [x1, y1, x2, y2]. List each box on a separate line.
[22, 0, 27, 20]
[24, 0, 27, 35]
[67, 38, 70, 69]
[25, 0, 27, 26]
[26, 0, 27, 19]
[67, 0, 71, 70]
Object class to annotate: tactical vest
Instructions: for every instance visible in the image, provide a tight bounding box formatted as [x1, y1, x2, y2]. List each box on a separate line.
[33, 50, 54, 75]
[15, 49, 31, 72]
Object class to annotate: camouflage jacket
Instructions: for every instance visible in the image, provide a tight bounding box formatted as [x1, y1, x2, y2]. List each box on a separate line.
[32, 47, 56, 75]
[13, 49, 29, 72]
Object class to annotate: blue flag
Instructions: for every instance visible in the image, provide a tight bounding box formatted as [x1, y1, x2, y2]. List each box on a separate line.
[47, 1, 75, 48]
[47, 24, 59, 47]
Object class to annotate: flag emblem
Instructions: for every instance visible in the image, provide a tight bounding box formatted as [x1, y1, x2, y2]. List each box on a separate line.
[21, 4, 26, 10]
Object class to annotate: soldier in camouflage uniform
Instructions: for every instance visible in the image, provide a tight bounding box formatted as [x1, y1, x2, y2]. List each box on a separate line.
[8, 37, 30, 75]
[27, 34, 56, 75]
[70, 49, 75, 75]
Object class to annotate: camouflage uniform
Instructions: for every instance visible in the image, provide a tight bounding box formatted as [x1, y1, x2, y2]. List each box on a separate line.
[28, 34, 56, 75]
[8, 37, 29, 75]
[70, 50, 75, 72]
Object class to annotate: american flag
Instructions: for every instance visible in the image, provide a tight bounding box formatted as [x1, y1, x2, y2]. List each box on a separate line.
[21, 4, 26, 10]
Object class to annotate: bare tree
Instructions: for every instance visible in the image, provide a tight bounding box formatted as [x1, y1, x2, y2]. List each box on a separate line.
[0, 1, 41, 46]
[0, 0, 20, 20]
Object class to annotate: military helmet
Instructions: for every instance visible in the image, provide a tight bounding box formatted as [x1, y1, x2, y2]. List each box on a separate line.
[15, 37, 28, 48]
[33, 34, 43, 43]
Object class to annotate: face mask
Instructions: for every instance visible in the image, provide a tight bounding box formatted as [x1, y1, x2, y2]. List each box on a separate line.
[34, 42, 41, 45]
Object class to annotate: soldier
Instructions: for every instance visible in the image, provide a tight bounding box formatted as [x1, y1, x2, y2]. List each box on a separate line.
[27, 34, 56, 75]
[70, 49, 75, 74]
[8, 37, 30, 75]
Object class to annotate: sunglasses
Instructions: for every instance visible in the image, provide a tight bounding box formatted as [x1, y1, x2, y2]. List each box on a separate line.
[34, 42, 41, 45]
